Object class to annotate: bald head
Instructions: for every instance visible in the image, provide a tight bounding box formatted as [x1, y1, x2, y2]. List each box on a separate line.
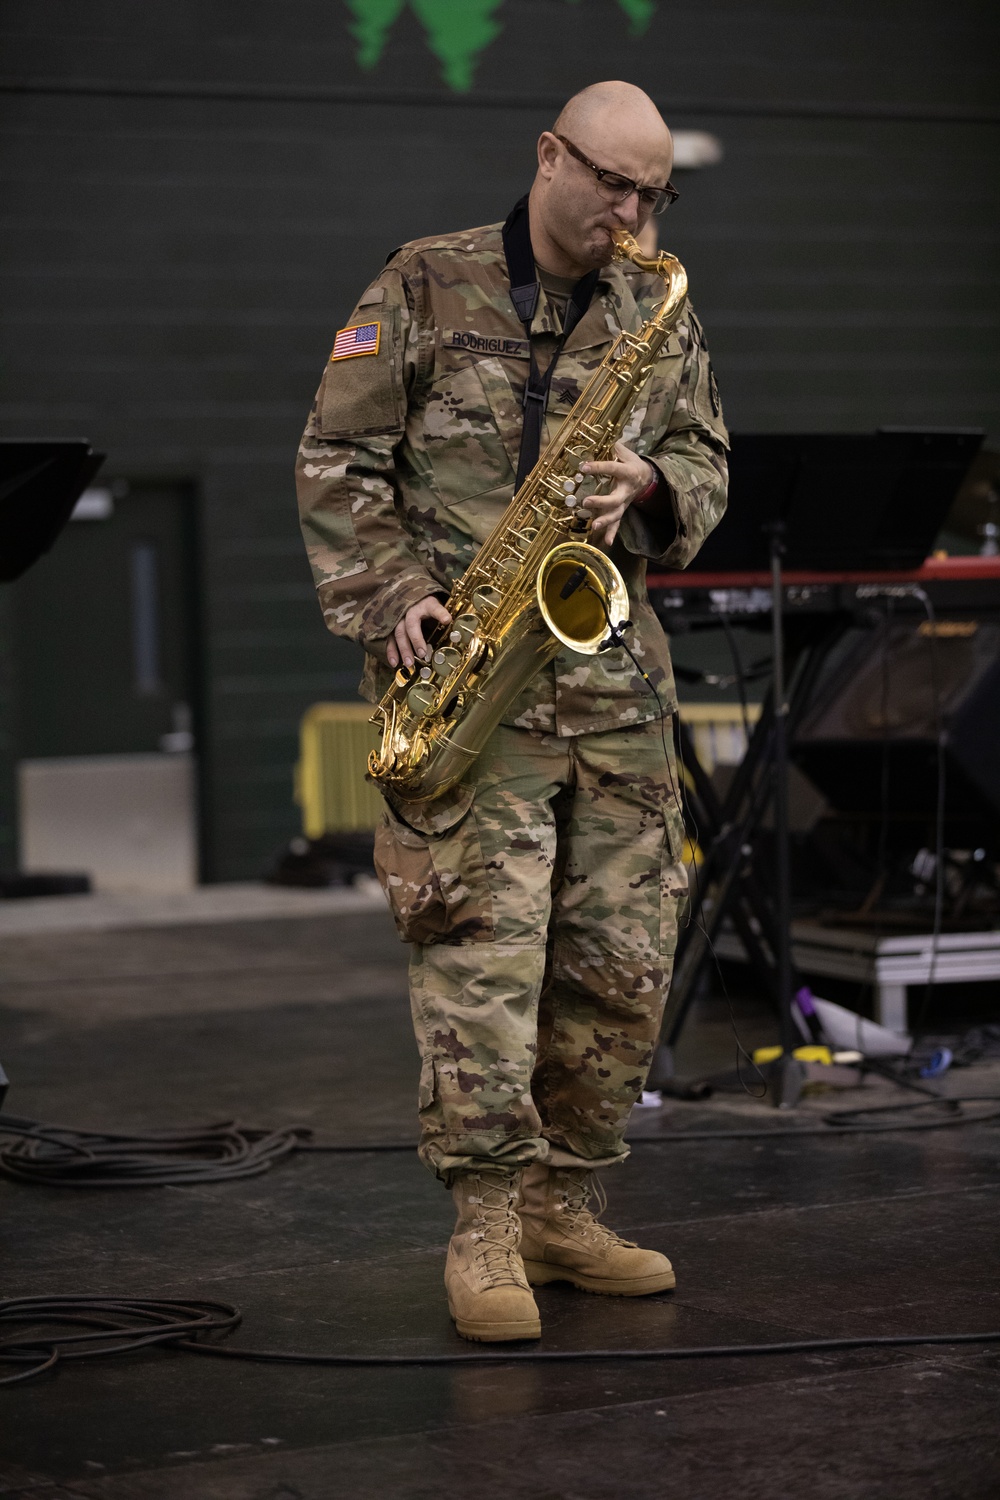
[553, 81, 672, 159]
[528, 81, 674, 278]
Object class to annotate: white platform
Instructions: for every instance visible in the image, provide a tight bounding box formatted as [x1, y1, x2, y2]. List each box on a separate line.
[718, 922, 1000, 1033]
[793, 924, 1000, 1032]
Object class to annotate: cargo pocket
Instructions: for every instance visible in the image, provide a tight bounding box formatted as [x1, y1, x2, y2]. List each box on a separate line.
[424, 360, 516, 509]
[373, 785, 494, 945]
[659, 778, 689, 955]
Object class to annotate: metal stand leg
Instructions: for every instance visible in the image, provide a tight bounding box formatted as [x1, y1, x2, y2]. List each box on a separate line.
[768, 525, 803, 1110]
[655, 602, 848, 1098]
[661, 696, 778, 1045]
[875, 982, 909, 1035]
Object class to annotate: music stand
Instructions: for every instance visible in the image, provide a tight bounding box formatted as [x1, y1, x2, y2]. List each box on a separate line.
[658, 428, 984, 1106]
[692, 428, 984, 574]
[0, 439, 105, 582]
[0, 440, 105, 1100]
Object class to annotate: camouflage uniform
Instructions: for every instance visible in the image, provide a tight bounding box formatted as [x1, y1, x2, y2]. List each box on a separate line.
[296, 220, 728, 1181]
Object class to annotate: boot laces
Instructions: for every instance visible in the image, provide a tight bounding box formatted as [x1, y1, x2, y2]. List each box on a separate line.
[554, 1171, 637, 1252]
[467, 1174, 526, 1288]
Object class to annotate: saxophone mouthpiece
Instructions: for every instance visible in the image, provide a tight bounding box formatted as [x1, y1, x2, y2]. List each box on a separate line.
[611, 230, 641, 262]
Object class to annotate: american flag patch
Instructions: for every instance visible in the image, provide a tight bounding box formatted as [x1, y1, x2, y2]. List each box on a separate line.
[330, 322, 380, 361]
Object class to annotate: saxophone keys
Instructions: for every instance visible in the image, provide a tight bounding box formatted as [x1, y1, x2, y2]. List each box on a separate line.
[472, 586, 501, 614]
[449, 613, 478, 646]
[406, 682, 437, 717]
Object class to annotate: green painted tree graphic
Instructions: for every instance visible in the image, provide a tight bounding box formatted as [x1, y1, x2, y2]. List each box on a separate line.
[410, 1, 505, 93]
[344, 0, 658, 91]
[614, 0, 657, 34]
[345, 0, 406, 70]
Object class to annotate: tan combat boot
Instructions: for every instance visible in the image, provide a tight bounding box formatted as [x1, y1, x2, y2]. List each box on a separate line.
[518, 1162, 676, 1297]
[446, 1167, 541, 1341]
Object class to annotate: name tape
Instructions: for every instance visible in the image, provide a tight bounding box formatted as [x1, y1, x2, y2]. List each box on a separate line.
[443, 329, 529, 358]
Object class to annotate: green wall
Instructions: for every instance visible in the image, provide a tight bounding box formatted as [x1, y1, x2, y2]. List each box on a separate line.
[1, 0, 997, 879]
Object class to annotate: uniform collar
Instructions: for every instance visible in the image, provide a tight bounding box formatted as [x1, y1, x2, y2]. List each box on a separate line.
[561, 260, 643, 350]
[484, 220, 644, 346]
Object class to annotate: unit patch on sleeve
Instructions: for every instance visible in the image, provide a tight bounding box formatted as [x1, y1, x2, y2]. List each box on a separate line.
[330, 322, 381, 361]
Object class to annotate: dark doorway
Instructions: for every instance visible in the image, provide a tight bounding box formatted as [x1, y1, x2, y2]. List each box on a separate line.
[11, 481, 200, 759]
[9, 481, 204, 888]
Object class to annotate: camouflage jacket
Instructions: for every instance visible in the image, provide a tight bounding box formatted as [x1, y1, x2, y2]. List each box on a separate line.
[296, 220, 729, 735]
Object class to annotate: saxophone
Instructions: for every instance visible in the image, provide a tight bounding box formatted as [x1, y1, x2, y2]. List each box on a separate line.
[368, 230, 689, 803]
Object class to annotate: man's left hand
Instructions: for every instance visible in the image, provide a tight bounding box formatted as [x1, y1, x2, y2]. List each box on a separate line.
[580, 442, 657, 546]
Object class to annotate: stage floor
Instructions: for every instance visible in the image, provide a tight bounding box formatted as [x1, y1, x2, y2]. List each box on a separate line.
[1, 905, 999, 1498]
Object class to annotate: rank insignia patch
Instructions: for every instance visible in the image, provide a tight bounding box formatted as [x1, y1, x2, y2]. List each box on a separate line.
[330, 322, 380, 361]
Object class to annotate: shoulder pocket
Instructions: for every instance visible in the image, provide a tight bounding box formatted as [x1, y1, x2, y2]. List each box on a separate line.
[686, 312, 727, 442]
[318, 303, 406, 440]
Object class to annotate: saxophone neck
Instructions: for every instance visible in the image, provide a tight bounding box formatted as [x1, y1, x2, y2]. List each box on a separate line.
[611, 229, 669, 276]
[611, 231, 688, 323]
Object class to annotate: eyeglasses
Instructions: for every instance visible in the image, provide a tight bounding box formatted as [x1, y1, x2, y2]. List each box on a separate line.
[555, 134, 679, 216]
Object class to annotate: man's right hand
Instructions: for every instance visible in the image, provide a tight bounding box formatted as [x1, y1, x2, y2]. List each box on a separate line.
[385, 595, 453, 670]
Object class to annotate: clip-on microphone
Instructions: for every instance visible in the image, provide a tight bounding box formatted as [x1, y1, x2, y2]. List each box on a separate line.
[558, 566, 633, 654]
[559, 565, 589, 600]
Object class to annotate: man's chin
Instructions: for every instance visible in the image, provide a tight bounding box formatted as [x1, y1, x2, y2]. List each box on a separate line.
[557, 227, 619, 272]
[578, 232, 616, 269]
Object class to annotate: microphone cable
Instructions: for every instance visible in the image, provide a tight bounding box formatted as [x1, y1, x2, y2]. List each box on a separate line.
[2, 1092, 999, 1188]
[2, 1294, 1000, 1388]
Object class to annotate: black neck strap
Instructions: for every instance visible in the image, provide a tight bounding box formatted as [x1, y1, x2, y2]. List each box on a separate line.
[501, 195, 600, 491]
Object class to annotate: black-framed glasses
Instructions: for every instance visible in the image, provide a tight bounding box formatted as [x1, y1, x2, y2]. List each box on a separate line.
[555, 134, 679, 215]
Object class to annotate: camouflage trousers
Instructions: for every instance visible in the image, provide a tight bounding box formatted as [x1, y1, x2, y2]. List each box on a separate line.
[374, 719, 689, 1183]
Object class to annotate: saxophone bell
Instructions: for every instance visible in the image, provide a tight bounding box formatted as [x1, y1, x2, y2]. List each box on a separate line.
[536, 541, 630, 655]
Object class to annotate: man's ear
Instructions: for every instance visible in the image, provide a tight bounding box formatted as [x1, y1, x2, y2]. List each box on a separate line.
[536, 131, 560, 179]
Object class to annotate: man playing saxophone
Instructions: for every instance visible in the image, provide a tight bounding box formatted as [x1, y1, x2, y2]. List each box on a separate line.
[296, 80, 728, 1342]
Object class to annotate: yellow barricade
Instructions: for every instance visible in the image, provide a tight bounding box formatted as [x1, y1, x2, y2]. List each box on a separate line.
[295, 703, 383, 838]
[679, 702, 761, 774]
[294, 700, 762, 840]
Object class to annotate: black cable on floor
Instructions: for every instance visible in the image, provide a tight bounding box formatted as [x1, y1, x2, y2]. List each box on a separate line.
[626, 1095, 1000, 1140]
[1, 1095, 999, 1187]
[0, 1297, 240, 1386]
[0, 1117, 307, 1186]
[2, 1296, 999, 1388]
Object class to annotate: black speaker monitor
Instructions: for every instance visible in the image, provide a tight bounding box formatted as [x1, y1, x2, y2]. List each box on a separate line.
[793, 619, 1000, 843]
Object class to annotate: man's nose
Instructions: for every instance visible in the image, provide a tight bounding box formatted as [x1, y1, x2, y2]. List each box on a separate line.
[612, 191, 641, 230]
